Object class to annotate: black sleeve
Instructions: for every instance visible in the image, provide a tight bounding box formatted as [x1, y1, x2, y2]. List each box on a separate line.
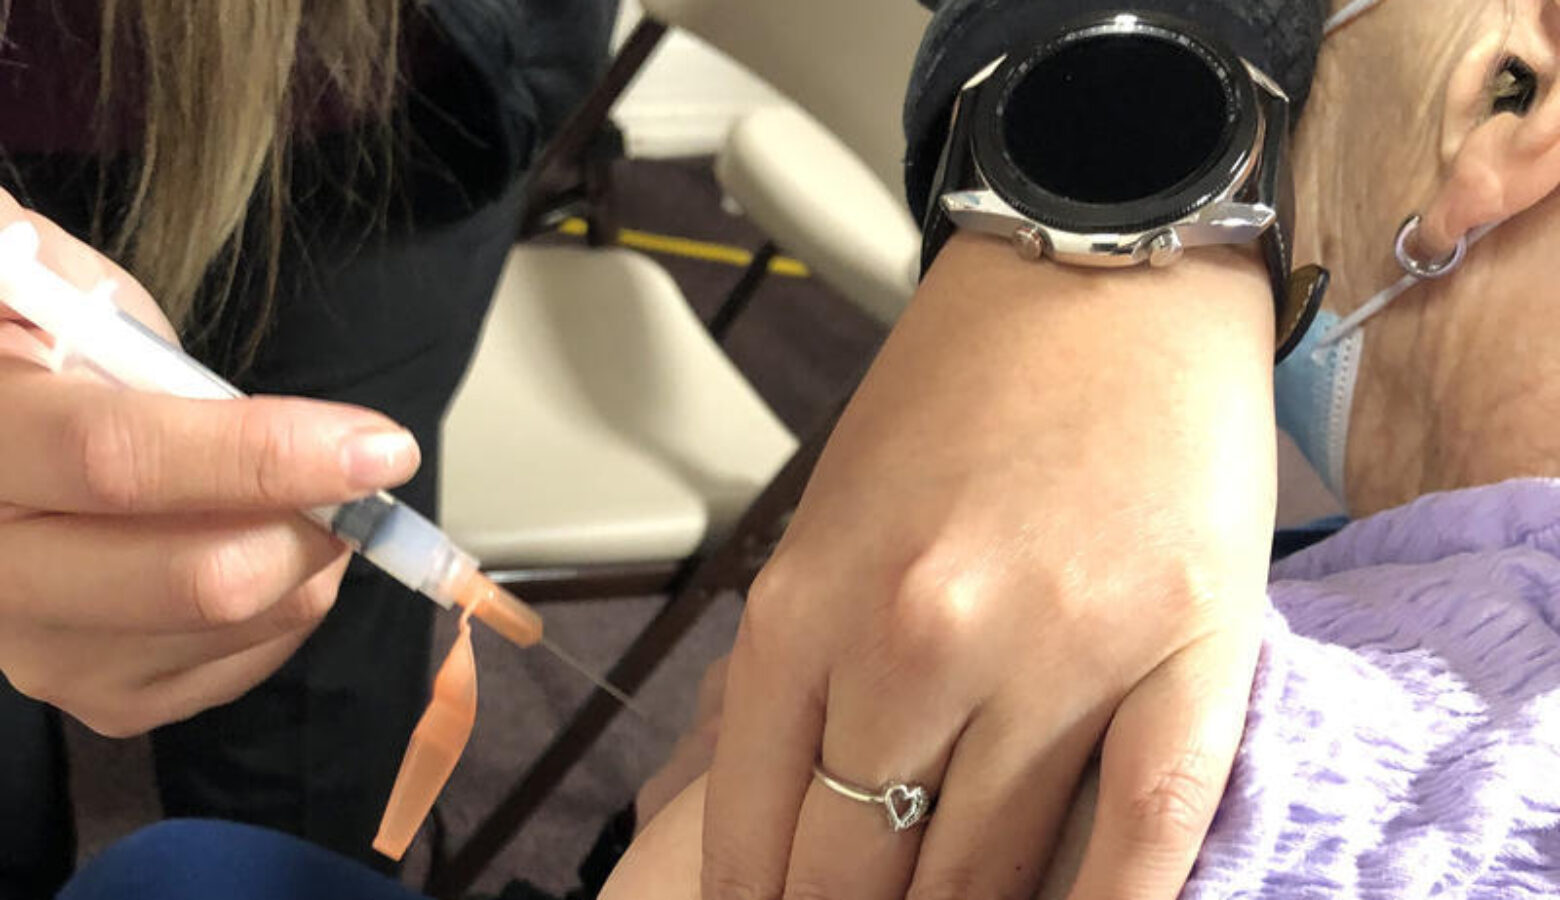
[426, 0, 619, 175]
[902, 0, 1326, 224]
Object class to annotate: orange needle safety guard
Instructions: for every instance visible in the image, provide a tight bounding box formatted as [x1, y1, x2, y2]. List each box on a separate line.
[454, 569, 544, 649]
[374, 597, 485, 860]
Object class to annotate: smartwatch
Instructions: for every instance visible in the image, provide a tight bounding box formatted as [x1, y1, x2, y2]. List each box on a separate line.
[920, 10, 1327, 360]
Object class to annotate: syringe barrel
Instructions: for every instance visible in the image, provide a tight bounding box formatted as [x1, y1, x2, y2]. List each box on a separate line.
[311, 496, 470, 609]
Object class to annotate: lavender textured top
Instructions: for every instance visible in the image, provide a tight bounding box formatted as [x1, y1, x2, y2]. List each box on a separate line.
[1184, 479, 1560, 898]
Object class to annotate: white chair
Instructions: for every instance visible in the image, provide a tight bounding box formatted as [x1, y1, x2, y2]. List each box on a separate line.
[431, 245, 820, 898]
[428, 3, 931, 892]
[641, 0, 932, 326]
[441, 245, 795, 583]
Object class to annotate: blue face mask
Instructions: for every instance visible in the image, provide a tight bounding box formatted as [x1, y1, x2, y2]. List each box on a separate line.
[1274, 311, 1362, 499]
[1270, 0, 1388, 503]
[1273, 0, 1499, 504]
[1274, 215, 1502, 503]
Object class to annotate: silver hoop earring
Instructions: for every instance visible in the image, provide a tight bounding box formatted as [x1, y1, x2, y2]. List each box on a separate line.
[1395, 214, 1467, 279]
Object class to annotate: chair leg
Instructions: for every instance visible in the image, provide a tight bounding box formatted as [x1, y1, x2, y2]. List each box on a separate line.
[518, 17, 670, 241]
[424, 408, 842, 899]
[583, 126, 625, 247]
[709, 241, 778, 342]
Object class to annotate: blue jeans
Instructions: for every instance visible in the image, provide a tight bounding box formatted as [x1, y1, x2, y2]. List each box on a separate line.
[59, 821, 422, 900]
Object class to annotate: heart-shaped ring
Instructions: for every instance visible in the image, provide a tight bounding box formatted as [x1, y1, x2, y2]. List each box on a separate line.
[883, 783, 930, 831]
[813, 764, 935, 833]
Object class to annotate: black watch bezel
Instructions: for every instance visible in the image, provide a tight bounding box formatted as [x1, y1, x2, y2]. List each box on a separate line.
[970, 13, 1260, 234]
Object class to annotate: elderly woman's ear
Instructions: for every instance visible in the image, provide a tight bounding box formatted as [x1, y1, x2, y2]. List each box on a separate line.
[1421, 0, 1560, 255]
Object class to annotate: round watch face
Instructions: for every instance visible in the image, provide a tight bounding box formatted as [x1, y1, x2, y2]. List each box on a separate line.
[973, 14, 1258, 233]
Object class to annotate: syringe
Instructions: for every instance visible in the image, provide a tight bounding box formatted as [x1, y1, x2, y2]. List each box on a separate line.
[0, 221, 639, 708]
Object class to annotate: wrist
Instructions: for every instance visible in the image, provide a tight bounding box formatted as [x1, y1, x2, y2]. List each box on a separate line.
[916, 232, 1276, 378]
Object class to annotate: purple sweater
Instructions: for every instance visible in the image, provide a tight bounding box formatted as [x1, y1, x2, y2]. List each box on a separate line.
[1184, 479, 1560, 898]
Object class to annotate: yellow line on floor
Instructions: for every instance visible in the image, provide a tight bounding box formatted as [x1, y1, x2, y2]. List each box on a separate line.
[557, 218, 811, 278]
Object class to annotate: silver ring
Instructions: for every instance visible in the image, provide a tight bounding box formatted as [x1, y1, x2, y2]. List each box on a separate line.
[813, 764, 933, 832]
[1395, 214, 1466, 279]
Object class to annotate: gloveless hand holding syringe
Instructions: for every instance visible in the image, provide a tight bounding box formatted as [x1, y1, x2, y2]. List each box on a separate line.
[0, 220, 639, 710]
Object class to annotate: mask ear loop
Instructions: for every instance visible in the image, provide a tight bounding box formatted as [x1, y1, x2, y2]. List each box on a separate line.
[1324, 0, 1390, 35]
[373, 596, 485, 860]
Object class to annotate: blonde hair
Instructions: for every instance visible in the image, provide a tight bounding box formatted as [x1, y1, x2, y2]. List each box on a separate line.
[95, 0, 402, 361]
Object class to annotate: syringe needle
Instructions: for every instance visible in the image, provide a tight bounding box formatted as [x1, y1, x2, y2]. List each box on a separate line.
[452, 573, 663, 729]
[535, 634, 656, 723]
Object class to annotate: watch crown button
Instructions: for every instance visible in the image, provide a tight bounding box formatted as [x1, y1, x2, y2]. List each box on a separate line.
[1012, 225, 1046, 260]
[1148, 230, 1184, 267]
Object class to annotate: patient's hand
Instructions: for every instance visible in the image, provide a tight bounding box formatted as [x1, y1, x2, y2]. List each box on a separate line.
[612, 652, 1099, 900]
[608, 769, 1100, 900]
[700, 234, 1277, 900]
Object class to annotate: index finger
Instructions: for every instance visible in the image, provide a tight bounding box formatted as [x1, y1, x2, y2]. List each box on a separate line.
[701, 602, 827, 900]
[0, 363, 419, 513]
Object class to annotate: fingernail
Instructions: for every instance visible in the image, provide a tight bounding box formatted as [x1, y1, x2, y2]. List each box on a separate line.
[341, 428, 420, 488]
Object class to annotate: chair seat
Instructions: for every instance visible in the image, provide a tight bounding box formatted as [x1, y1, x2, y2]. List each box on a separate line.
[440, 245, 797, 569]
[716, 104, 920, 326]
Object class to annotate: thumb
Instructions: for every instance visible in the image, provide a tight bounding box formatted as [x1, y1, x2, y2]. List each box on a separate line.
[0, 368, 421, 514]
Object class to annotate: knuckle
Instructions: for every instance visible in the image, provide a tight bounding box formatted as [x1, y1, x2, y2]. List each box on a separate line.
[1121, 756, 1220, 846]
[877, 547, 982, 665]
[273, 574, 340, 632]
[741, 560, 809, 651]
[700, 866, 780, 900]
[81, 708, 150, 739]
[71, 402, 152, 512]
[1, 663, 59, 707]
[170, 540, 270, 627]
[1153, 560, 1222, 620]
[701, 833, 783, 900]
[68, 690, 156, 738]
[296, 572, 340, 622]
[745, 557, 799, 618]
[4, 649, 162, 737]
[906, 868, 984, 900]
[235, 407, 299, 505]
[779, 879, 838, 900]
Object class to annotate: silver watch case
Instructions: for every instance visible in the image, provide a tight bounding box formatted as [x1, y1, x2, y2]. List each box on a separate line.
[940, 34, 1287, 270]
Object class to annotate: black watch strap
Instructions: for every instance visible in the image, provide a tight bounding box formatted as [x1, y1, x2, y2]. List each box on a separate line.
[918, 92, 979, 282]
[1254, 82, 1328, 360]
